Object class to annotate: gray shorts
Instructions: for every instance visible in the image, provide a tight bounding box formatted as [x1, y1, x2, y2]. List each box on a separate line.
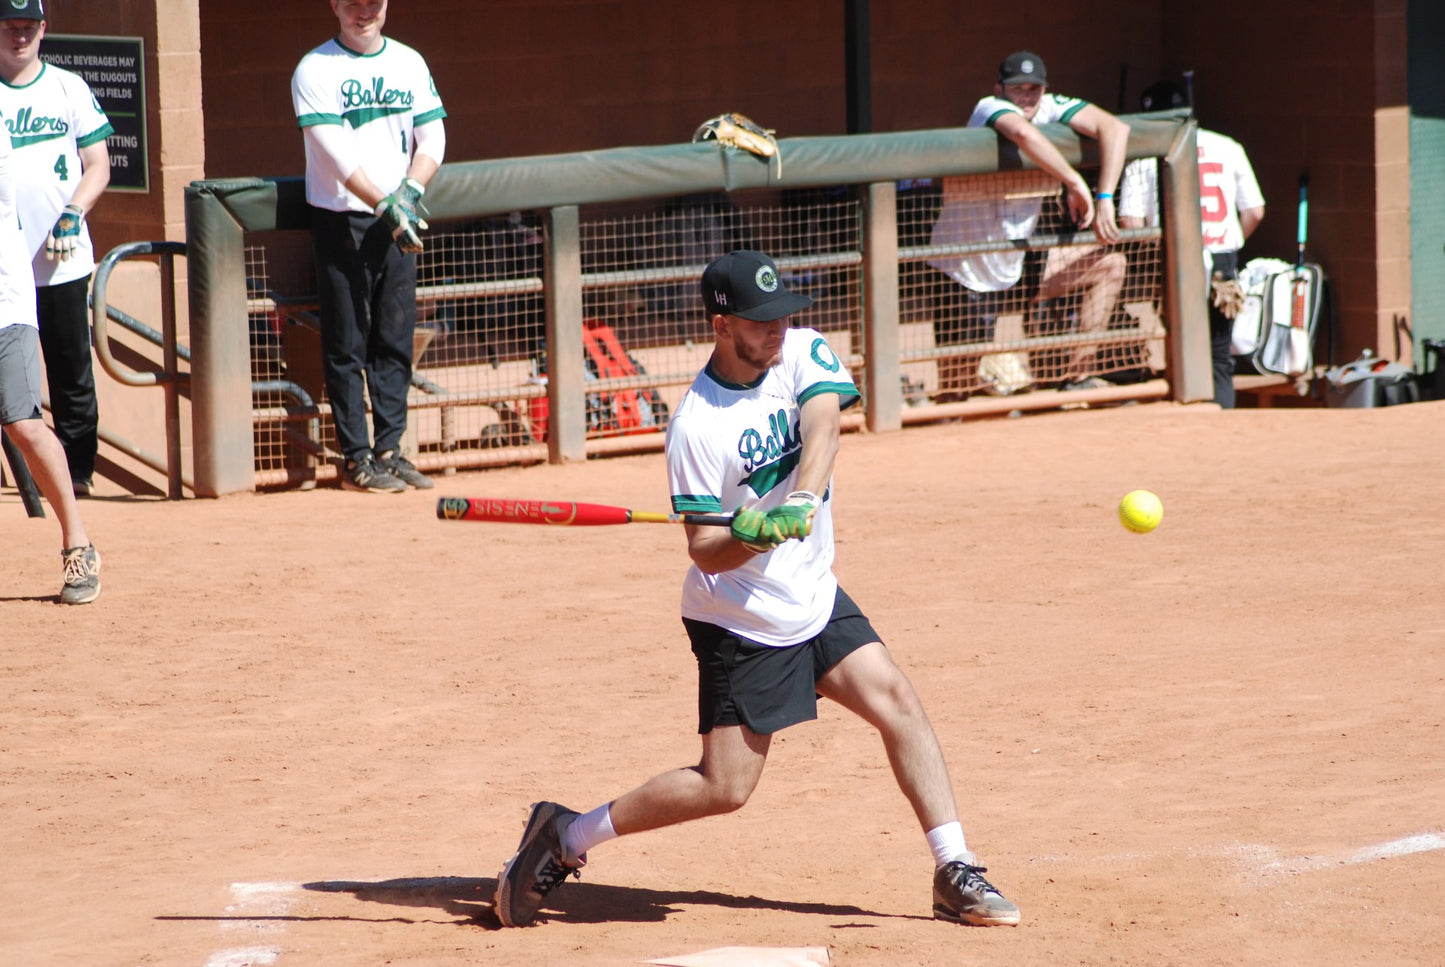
[684, 586, 881, 735]
[0, 324, 44, 425]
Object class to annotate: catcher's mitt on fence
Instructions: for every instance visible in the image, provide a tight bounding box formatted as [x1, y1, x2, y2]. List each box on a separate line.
[693, 112, 781, 177]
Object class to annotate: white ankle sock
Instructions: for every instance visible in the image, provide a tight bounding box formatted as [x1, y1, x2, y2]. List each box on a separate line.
[563, 803, 618, 860]
[926, 821, 973, 868]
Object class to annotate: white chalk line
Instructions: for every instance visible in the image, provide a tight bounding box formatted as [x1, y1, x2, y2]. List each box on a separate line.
[1028, 830, 1445, 883]
[205, 949, 279, 967]
[1245, 831, 1445, 880]
[204, 881, 301, 967]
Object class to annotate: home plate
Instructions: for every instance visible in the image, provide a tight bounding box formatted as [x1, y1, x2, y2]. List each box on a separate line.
[644, 946, 831, 967]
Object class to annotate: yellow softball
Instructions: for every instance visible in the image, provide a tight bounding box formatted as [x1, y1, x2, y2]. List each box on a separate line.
[1118, 489, 1163, 534]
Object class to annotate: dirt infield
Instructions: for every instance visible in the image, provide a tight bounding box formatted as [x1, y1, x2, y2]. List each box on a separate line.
[4, 400, 1444, 967]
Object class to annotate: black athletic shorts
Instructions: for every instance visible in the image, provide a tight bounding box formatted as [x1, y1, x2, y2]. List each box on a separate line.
[684, 586, 881, 735]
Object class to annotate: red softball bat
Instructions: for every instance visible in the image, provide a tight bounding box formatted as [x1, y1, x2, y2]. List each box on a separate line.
[436, 496, 734, 527]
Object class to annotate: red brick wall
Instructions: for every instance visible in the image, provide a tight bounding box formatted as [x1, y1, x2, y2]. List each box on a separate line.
[1163, 1, 1406, 361]
[199, 0, 1169, 176]
[75, 0, 1399, 364]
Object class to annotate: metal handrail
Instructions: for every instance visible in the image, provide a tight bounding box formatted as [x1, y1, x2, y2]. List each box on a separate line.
[91, 240, 188, 498]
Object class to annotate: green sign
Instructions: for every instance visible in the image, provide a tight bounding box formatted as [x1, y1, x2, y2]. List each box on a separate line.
[39, 34, 148, 193]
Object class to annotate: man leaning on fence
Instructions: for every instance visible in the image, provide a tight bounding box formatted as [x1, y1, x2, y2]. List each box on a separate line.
[928, 50, 1129, 399]
[291, 0, 446, 492]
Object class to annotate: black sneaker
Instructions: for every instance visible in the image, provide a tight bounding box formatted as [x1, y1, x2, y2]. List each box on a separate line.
[377, 449, 433, 489]
[60, 544, 102, 605]
[933, 860, 1020, 926]
[340, 453, 406, 493]
[495, 801, 585, 927]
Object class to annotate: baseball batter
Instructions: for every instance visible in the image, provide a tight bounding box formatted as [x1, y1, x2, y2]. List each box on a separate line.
[495, 250, 1020, 930]
[0, 0, 113, 496]
[0, 102, 100, 604]
[291, 0, 446, 492]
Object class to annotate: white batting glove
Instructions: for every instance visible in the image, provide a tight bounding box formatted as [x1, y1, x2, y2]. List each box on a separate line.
[47, 205, 85, 262]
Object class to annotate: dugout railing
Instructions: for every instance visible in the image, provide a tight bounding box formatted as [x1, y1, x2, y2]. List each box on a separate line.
[183, 113, 1206, 496]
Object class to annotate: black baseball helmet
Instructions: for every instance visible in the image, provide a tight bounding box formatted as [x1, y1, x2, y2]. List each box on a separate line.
[1140, 81, 1188, 112]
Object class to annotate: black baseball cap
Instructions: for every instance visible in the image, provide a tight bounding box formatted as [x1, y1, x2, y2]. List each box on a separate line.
[1140, 81, 1187, 112]
[701, 250, 812, 322]
[0, 0, 45, 21]
[997, 50, 1047, 86]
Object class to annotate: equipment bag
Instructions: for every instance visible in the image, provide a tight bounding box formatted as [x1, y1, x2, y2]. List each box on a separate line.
[1321, 351, 1421, 408]
[1232, 257, 1326, 378]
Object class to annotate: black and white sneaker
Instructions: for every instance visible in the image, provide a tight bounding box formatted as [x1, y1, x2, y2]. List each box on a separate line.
[933, 859, 1020, 926]
[340, 453, 406, 493]
[377, 449, 434, 489]
[495, 801, 584, 927]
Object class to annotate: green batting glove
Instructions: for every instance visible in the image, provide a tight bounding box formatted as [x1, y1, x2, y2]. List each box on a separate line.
[46, 204, 85, 262]
[375, 192, 426, 254]
[729, 507, 777, 553]
[396, 177, 431, 222]
[764, 490, 819, 541]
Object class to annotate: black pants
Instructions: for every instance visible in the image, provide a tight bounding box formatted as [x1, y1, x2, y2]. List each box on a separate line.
[1209, 304, 1235, 409]
[37, 276, 98, 484]
[1208, 250, 1239, 409]
[310, 206, 418, 461]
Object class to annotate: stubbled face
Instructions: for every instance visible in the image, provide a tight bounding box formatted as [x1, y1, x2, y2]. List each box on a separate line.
[0, 18, 44, 80]
[997, 82, 1045, 120]
[331, 0, 387, 54]
[722, 315, 787, 375]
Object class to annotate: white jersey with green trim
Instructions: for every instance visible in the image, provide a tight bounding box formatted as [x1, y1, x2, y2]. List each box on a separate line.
[291, 36, 446, 213]
[0, 63, 112, 286]
[0, 124, 38, 331]
[666, 327, 861, 647]
[929, 92, 1089, 292]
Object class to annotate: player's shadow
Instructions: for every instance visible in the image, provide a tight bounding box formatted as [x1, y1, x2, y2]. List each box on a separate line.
[302, 875, 920, 928]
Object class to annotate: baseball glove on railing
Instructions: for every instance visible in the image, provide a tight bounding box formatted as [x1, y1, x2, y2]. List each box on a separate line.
[693, 112, 782, 177]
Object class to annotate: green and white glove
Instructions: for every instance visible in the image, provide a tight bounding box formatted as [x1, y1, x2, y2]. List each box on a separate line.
[764, 490, 819, 541]
[375, 179, 429, 254]
[46, 205, 85, 262]
[730, 507, 778, 554]
[396, 177, 430, 222]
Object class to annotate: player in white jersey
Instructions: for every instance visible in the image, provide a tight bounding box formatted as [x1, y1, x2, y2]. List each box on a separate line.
[1119, 82, 1265, 407]
[494, 251, 1020, 931]
[291, 0, 446, 493]
[0, 0, 113, 496]
[928, 50, 1130, 396]
[0, 98, 100, 604]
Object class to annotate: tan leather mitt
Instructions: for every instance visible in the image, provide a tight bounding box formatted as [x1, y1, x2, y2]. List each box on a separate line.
[693, 112, 781, 176]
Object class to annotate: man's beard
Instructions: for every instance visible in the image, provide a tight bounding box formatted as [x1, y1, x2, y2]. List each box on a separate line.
[736, 341, 782, 372]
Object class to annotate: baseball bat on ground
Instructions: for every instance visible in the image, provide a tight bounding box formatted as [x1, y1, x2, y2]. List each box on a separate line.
[437, 496, 734, 527]
[1, 428, 45, 519]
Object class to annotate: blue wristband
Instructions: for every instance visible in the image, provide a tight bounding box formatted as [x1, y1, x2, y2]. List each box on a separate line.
[1095, 191, 1113, 201]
